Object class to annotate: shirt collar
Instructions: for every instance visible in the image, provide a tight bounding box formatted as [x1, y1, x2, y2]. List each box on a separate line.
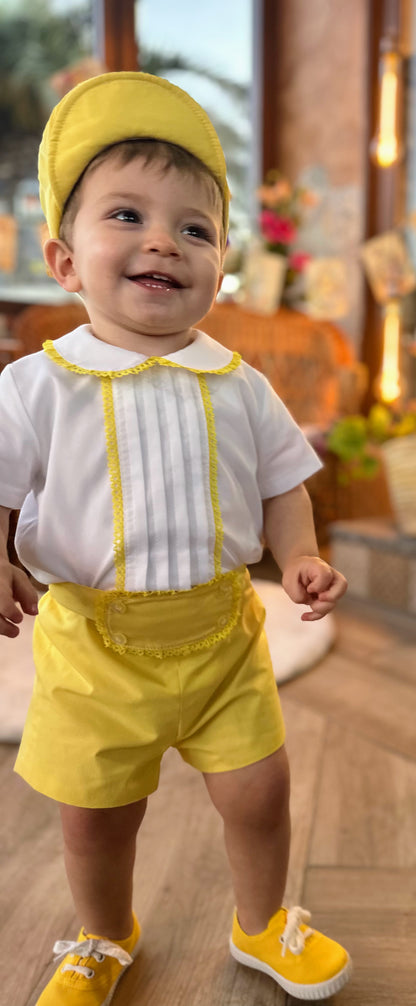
[48, 325, 235, 374]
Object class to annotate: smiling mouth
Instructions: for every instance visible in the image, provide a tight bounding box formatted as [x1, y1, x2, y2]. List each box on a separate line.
[128, 272, 184, 290]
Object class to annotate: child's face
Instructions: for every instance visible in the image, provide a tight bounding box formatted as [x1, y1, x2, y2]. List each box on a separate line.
[47, 155, 224, 353]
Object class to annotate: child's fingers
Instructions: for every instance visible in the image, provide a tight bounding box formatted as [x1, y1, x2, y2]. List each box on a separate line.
[0, 588, 24, 625]
[306, 570, 347, 598]
[305, 570, 335, 593]
[0, 586, 23, 635]
[301, 607, 332, 621]
[0, 569, 38, 636]
[314, 577, 347, 602]
[283, 565, 320, 603]
[283, 559, 347, 619]
[287, 582, 310, 604]
[13, 569, 39, 615]
[0, 613, 21, 637]
[301, 597, 334, 621]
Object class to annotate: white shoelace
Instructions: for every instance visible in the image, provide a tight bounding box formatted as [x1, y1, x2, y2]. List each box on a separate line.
[53, 938, 133, 979]
[280, 906, 314, 957]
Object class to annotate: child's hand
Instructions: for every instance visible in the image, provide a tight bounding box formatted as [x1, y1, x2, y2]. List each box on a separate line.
[0, 560, 38, 637]
[282, 555, 347, 621]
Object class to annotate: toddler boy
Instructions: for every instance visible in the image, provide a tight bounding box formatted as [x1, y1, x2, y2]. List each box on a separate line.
[0, 72, 351, 1003]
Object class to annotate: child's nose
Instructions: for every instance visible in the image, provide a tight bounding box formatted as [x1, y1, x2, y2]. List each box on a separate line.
[142, 226, 180, 256]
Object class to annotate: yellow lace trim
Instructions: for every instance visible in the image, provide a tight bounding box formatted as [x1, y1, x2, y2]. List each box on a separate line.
[197, 374, 223, 578]
[92, 568, 246, 658]
[42, 340, 241, 378]
[100, 378, 126, 591]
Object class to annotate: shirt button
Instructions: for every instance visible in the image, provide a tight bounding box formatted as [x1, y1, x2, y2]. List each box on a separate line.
[217, 615, 229, 628]
[108, 601, 126, 614]
[112, 632, 127, 646]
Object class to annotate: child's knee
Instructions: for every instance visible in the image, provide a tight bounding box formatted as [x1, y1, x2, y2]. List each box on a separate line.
[241, 748, 291, 828]
[59, 799, 148, 853]
[205, 746, 290, 827]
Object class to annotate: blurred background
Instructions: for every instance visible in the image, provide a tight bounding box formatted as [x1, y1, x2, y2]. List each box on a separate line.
[1, 0, 416, 606]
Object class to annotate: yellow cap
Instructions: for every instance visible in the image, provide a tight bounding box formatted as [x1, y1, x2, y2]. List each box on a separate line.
[38, 71, 229, 239]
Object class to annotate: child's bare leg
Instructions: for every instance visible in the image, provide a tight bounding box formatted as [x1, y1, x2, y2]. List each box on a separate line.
[203, 747, 290, 935]
[60, 799, 147, 939]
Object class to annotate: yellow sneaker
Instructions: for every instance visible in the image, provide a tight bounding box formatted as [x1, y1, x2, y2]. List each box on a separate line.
[37, 912, 140, 1005]
[230, 905, 352, 1000]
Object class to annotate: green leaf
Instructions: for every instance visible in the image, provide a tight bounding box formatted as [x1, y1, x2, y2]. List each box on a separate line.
[327, 416, 367, 462]
[354, 455, 380, 478]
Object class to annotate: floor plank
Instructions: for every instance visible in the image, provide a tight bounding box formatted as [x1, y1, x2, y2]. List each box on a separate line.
[0, 754, 74, 1006]
[280, 697, 326, 904]
[309, 722, 416, 868]
[282, 650, 416, 760]
[302, 868, 416, 1006]
[368, 640, 416, 686]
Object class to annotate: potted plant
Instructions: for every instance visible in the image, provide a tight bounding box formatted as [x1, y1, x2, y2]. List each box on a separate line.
[325, 403, 416, 535]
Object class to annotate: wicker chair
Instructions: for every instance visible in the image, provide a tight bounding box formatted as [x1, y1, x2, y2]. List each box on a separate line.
[11, 301, 89, 358]
[201, 302, 364, 427]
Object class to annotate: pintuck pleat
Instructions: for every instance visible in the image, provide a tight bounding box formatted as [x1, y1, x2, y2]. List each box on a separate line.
[111, 368, 216, 592]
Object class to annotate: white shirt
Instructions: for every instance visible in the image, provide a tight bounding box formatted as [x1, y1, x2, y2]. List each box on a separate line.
[0, 325, 322, 590]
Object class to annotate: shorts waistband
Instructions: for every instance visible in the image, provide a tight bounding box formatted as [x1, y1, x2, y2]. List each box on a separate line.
[48, 567, 250, 658]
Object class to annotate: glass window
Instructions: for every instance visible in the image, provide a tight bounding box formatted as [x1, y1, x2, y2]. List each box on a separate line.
[135, 0, 254, 246]
[0, 0, 93, 297]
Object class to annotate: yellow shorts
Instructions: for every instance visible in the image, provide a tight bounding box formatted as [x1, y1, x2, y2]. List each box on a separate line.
[14, 568, 285, 808]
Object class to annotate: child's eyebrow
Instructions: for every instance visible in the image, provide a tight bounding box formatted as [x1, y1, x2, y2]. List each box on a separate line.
[96, 192, 217, 222]
[96, 192, 143, 203]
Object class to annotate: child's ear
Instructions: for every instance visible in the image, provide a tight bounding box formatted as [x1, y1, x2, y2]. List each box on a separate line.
[43, 238, 82, 292]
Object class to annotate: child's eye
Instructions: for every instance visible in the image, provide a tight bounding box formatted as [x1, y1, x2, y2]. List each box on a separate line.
[111, 209, 141, 223]
[183, 223, 212, 241]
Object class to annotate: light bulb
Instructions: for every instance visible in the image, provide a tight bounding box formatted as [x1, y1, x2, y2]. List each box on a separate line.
[370, 47, 403, 168]
[376, 300, 402, 403]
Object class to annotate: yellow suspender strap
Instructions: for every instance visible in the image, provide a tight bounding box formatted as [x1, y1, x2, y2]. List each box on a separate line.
[101, 377, 126, 591]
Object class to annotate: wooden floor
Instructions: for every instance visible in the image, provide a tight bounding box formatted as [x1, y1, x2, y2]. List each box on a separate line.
[1, 595, 415, 1006]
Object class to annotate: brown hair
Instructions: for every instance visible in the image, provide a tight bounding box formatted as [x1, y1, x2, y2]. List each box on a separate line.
[59, 138, 225, 249]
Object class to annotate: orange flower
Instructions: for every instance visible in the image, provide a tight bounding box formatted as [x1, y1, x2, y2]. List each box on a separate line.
[299, 189, 320, 207]
[256, 180, 292, 207]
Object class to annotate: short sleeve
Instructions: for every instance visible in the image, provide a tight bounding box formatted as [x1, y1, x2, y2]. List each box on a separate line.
[0, 364, 41, 508]
[253, 371, 322, 498]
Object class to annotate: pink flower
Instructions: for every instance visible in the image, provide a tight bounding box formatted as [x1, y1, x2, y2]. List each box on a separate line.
[288, 251, 311, 272]
[260, 210, 296, 245]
